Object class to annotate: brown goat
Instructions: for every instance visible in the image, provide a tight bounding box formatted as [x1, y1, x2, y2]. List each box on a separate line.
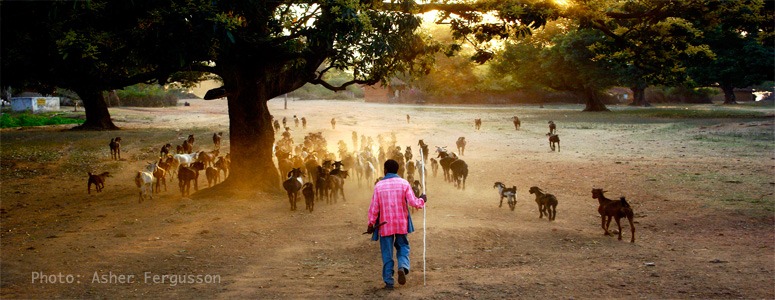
[197, 149, 219, 167]
[529, 186, 558, 220]
[474, 118, 482, 130]
[153, 167, 167, 193]
[512, 116, 521, 130]
[549, 134, 560, 152]
[178, 162, 205, 197]
[592, 188, 635, 243]
[205, 166, 221, 187]
[87, 172, 111, 194]
[215, 155, 230, 178]
[160, 143, 172, 157]
[108, 137, 121, 160]
[302, 182, 315, 213]
[456, 137, 467, 156]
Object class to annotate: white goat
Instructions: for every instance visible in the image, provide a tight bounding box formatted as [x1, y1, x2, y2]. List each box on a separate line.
[173, 153, 198, 168]
[134, 171, 156, 203]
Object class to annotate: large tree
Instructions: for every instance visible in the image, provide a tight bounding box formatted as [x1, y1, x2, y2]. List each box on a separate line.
[1, 1, 208, 130]
[686, 0, 774, 104]
[566, 0, 715, 108]
[490, 21, 620, 111]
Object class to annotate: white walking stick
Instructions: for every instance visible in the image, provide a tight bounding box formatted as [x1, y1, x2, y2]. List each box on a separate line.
[419, 147, 427, 286]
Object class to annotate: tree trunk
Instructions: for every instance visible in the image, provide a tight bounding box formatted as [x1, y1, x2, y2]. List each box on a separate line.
[629, 85, 650, 107]
[220, 75, 281, 193]
[72, 89, 119, 130]
[721, 84, 737, 104]
[582, 89, 610, 112]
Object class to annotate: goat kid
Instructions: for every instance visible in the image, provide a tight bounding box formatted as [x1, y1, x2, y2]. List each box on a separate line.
[302, 182, 315, 213]
[529, 186, 558, 221]
[549, 134, 560, 152]
[591, 188, 635, 243]
[87, 172, 111, 194]
[108, 137, 122, 160]
[493, 182, 517, 211]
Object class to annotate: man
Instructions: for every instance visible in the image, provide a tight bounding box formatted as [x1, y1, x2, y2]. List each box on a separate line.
[367, 159, 426, 290]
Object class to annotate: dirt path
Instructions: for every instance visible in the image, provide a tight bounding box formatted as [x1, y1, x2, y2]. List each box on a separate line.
[1, 99, 773, 298]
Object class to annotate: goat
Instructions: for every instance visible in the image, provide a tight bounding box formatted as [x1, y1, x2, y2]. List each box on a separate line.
[450, 159, 468, 189]
[205, 166, 221, 187]
[282, 117, 287, 127]
[331, 118, 336, 130]
[294, 115, 300, 127]
[548, 121, 556, 135]
[187, 134, 196, 148]
[87, 172, 111, 194]
[410, 180, 422, 213]
[405, 146, 413, 162]
[160, 143, 172, 158]
[327, 170, 348, 203]
[212, 132, 223, 149]
[418, 139, 429, 163]
[301, 117, 307, 129]
[108, 137, 121, 160]
[529, 186, 558, 221]
[406, 114, 410, 123]
[177, 162, 205, 197]
[456, 137, 466, 156]
[549, 134, 560, 152]
[315, 167, 330, 203]
[438, 153, 456, 182]
[364, 161, 376, 187]
[134, 171, 155, 203]
[406, 160, 416, 180]
[429, 158, 439, 177]
[174, 152, 198, 168]
[591, 188, 635, 243]
[302, 182, 315, 212]
[215, 155, 230, 178]
[181, 139, 193, 154]
[493, 182, 517, 211]
[474, 118, 482, 130]
[283, 168, 304, 211]
[512, 116, 521, 130]
[163, 155, 180, 178]
[153, 166, 167, 193]
[273, 119, 281, 132]
[197, 149, 219, 168]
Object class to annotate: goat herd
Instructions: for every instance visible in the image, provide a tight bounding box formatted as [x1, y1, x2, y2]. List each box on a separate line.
[90, 116, 634, 243]
[91, 132, 231, 203]
[275, 117, 633, 243]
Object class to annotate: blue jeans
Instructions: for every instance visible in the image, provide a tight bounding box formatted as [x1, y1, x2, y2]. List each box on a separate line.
[379, 234, 410, 285]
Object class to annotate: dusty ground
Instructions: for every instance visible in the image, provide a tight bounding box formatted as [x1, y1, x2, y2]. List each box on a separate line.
[1, 99, 774, 299]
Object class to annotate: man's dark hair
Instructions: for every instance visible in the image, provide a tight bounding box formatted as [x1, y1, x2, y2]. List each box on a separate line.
[384, 159, 399, 174]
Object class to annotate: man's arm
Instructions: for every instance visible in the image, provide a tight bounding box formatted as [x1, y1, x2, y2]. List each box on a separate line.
[405, 184, 426, 209]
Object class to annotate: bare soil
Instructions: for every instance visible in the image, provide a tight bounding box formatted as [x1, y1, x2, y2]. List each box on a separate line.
[1, 99, 774, 299]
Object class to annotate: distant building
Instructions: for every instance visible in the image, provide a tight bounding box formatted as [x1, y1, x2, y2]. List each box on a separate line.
[10, 97, 60, 113]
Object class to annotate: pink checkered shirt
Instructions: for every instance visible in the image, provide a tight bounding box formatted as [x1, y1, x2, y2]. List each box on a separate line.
[368, 177, 425, 237]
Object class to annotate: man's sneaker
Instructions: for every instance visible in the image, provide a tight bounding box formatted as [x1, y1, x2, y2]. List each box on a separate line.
[397, 268, 406, 285]
[384, 284, 394, 290]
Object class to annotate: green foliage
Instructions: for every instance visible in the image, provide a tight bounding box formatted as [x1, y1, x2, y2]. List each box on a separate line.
[112, 84, 181, 107]
[0, 112, 84, 128]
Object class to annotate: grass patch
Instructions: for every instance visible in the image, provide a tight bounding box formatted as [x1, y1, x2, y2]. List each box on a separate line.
[0, 112, 84, 128]
[613, 106, 771, 119]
